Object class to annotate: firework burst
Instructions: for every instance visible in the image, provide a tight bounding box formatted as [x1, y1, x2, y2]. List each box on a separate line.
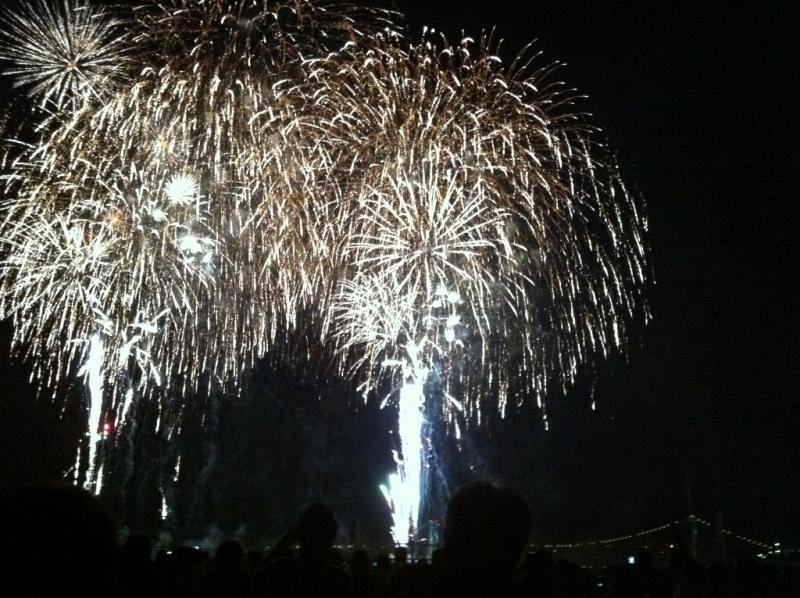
[307, 31, 648, 540]
[0, 0, 404, 490]
[0, 0, 132, 109]
[316, 31, 648, 420]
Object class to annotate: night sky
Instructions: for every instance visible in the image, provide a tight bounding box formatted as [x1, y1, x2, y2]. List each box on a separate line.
[1, 2, 798, 548]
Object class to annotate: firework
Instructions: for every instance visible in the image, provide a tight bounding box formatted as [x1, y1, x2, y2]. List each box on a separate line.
[0, 0, 399, 489]
[313, 31, 648, 539]
[0, 1, 647, 538]
[316, 30, 648, 416]
[0, 0, 132, 109]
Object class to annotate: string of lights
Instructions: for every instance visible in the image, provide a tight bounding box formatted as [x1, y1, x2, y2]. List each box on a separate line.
[539, 520, 681, 550]
[693, 516, 775, 551]
[535, 516, 790, 553]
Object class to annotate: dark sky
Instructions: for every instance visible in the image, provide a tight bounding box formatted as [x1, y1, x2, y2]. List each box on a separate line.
[0, 1, 798, 548]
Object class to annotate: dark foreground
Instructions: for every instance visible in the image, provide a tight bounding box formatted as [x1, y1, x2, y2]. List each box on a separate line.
[2, 482, 797, 597]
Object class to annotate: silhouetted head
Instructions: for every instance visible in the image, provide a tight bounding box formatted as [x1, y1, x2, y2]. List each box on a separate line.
[1, 484, 116, 596]
[375, 552, 392, 570]
[636, 549, 654, 571]
[216, 539, 245, 570]
[443, 481, 532, 582]
[120, 534, 153, 565]
[297, 502, 338, 559]
[431, 547, 445, 567]
[525, 549, 554, 576]
[350, 549, 372, 575]
[393, 545, 408, 565]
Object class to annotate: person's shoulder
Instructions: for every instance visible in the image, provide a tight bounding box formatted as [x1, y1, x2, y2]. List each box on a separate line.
[320, 561, 352, 591]
[322, 560, 351, 578]
[256, 556, 296, 578]
[384, 563, 438, 598]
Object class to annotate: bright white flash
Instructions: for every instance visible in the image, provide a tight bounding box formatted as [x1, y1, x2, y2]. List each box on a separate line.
[81, 333, 104, 492]
[165, 174, 199, 205]
[382, 374, 426, 545]
[178, 234, 204, 254]
[161, 492, 169, 520]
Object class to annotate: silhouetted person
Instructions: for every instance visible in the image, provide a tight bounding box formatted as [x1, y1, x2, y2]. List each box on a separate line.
[436, 481, 532, 598]
[392, 546, 408, 568]
[373, 552, 393, 594]
[706, 561, 735, 598]
[518, 550, 556, 598]
[118, 534, 162, 598]
[383, 559, 438, 598]
[245, 550, 265, 576]
[162, 546, 206, 598]
[628, 549, 659, 597]
[253, 503, 351, 597]
[349, 550, 375, 598]
[665, 543, 705, 598]
[201, 540, 250, 598]
[1, 483, 116, 598]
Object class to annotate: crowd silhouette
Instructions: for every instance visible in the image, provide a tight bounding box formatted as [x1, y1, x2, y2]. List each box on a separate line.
[2, 481, 797, 597]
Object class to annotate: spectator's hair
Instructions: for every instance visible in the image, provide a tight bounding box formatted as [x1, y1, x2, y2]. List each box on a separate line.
[216, 539, 245, 568]
[297, 502, 338, 555]
[1, 483, 116, 594]
[444, 481, 532, 576]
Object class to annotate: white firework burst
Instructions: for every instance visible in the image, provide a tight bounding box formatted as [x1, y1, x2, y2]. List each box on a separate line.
[165, 173, 199, 205]
[0, 0, 131, 108]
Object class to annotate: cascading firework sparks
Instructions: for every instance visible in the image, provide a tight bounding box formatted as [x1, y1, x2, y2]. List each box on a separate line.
[320, 31, 649, 539]
[0, 0, 399, 489]
[0, 0, 648, 538]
